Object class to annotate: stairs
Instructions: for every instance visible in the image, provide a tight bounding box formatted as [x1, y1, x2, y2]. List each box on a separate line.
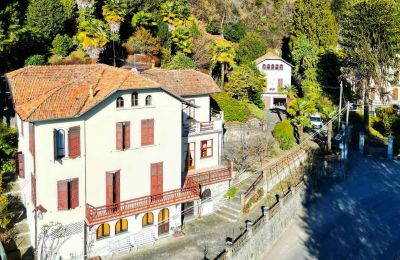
[214, 173, 261, 222]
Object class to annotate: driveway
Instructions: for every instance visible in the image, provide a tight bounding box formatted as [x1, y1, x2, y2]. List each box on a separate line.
[263, 153, 400, 260]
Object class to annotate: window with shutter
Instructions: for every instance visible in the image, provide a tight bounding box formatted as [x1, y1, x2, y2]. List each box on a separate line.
[106, 171, 120, 212]
[17, 152, 25, 178]
[200, 139, 213, 158]
[68, 126, 81, 158]
[116, 122, 123, 150]
[57, 180, 68, 210]
[116, 122, 130, 151]
[141, 119, 154, 146]
[70, 178, 79, 209]
[124, 122, 130, 149]
[54, 129, 66, 159]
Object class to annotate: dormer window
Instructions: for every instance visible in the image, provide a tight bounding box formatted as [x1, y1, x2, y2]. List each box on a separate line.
[131, 92, 138, 107]
[280, 64, 283, 70]
[116, 97, 124, 108]
[267, 64, 270, 70]
[145, 95, 152, 106]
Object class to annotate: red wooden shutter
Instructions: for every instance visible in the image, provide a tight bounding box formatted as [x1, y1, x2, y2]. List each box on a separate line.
[124, 122, 130, 149]
[70, 178, 79, 209]
[141, 119, 154, 146]
[116, 123, 123, 150]
[17, 152, 25, 178]
[31, 174, 36, 204]
[29, 123, 35, 156]
[106, 172, 114, 206]
[68, 126, 81, 158]
[151, 162, 163, 196]
[115, 170, 120, 203]
[57, 180, 68, 210]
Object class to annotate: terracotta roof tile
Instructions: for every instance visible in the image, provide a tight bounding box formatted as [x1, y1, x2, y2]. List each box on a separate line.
[140, 69, 221, 97]
[6, 64, 160, 121]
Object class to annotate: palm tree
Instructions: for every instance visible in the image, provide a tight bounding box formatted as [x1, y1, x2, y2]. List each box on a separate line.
[282, 85, 298, 103]
[287, 98, 316, 140]
[211, 40, 236, 89]
[102, 0, 127, 33]
[171, 27, 192, 54]
[131, 11, 156, 28]
[321, 107, 337, 151]
[77, 19, 109, 60]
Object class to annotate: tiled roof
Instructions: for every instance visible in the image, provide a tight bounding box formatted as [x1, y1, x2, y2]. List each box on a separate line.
[140, 69, 221, 97]
[255, 52, 294, 67]
[6, 64, 161, 121]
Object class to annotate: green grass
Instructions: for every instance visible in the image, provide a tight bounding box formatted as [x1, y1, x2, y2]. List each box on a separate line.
[247, 103, 265, 121]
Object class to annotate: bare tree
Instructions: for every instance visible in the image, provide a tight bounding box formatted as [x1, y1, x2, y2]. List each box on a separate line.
[38, 222, 68, 260]
[224, 139, 253, 177]
[250, 135, 275, 169]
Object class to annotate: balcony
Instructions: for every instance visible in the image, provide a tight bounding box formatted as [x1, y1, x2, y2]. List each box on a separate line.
[186, 165, 232, 186]
[183, 110, 224, 136]
[86, 184, 200, 226]
[85, 165, 232, 226]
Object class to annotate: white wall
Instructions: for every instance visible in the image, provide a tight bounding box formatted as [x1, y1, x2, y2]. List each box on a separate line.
[256, 59, 292, 93]
[182, 95, 211, 123]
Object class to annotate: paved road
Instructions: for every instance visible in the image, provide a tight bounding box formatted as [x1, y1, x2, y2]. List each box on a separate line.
[263, 153, 400, 260]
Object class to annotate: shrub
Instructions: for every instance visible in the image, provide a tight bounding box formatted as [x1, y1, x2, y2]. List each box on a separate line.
[51, 34, 74, 57]
[243, 188, 264, 214]
[248, 103, 265, 121]
[225, 187, 237, 199]
[206, 22, 221, 35]
[124, 27, 161, 55]
[273, 120, 296, 150]
[236, 32, 268, 64]
[223, 20, 246, 42]
[24, 55, 46, 66]
[161, 52, 196, 69]
[212, 92, 249, 123]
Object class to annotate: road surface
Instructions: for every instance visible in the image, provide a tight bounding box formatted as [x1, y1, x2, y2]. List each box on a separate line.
[263, 153, 400, 260]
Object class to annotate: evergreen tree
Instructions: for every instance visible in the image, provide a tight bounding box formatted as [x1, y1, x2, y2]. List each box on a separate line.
[236, 32, 268, 64]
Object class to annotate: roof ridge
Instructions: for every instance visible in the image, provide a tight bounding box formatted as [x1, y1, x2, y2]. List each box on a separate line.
[26, 66, 101, 120]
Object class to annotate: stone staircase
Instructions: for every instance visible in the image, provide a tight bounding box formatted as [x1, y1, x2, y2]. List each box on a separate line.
[214, 173, 261, 222]
[3, 176, 34, 260]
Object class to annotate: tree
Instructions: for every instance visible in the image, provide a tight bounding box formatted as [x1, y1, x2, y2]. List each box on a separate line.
[24, 55, 46, 66]
[225, 64, 266, 108]
[26, 0, 69, 40]
[77, 19, 110, 59]
[162, 52, 196, 69]
[340, 0, 400, 134]
[211, 40, 236, 88]
[132, 11, 156, 28]
[287, 98, 317, 138]
[224, 138, 253, 176]
[124, 27, 160, 55]
[102, 0, 127, 33]
[38, 222, 68, 260]
[51, 34, 74, 57]
[171, 27, 193, 54]
[223, 20, 246, 42]
[290, 0, 337, 49]
[236, 32, 268, 64]
[273, 119, 296, 150]
[250, 135, 274, 168]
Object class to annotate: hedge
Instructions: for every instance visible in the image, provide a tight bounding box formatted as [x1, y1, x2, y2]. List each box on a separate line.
[273, 119, 296, 150]
[248, 103, 265, 121]
[212, 92, 249, 123]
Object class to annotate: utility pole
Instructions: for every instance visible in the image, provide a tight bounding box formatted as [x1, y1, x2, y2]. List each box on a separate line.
[338, 80, 343, 131]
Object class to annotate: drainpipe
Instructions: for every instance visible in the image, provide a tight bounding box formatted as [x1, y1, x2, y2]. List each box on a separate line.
[33, 123, 38, 260]
[83, 119, 88, 259]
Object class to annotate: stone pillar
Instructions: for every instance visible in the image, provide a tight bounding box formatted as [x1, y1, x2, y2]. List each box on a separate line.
[224, 240, 233, 259]
[262, 206, 269, 218]
[245, 221, 253, 237]
[388, 136, 394, 160]
[359, 132, 365, 154]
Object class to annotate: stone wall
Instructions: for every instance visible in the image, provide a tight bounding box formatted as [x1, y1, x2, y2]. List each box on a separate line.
[218, 182, 305, 259]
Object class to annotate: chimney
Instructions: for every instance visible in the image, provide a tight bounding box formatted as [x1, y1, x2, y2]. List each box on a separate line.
[89, 86, 94, 100]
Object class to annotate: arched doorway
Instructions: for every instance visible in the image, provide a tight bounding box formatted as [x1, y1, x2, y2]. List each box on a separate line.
[158, 208, 169, 235]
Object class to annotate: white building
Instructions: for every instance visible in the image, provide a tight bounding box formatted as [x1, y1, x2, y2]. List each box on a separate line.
[7, 64, 231, 259]
[255, 53, 293, 109]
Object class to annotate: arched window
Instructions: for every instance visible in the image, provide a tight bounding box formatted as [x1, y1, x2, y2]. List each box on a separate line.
[116, 97, 124, 108]
[279, 64, 283, 70]
[262, 64, 266, 70]
[145, 95, 152, 106]
[131, 92, 138, 107]
[271, 64, 275, 70]
[267, 64, 270, 70]
[158, 208, 169, 235]
[115, 219, 128, 234]
[142, 212, 154, 227]
[202, 189, 211, 201]
[96, 223, 110, 239]
[55, 129, 65, 159]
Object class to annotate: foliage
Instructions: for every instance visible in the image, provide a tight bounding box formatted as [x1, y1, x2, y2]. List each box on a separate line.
[212, 92, 249, 122]
[373, 106, 400, 137]
[162, 52, 196, 69]
[102, 0, 127, 29]
[77, 19, 110, 58]
[51, 34, 74, 57]
[273, 119, 296, 150]
[243, 188, 264, 214]
[287, 98, 316, 132]
[211, 40, 236, 87]
[27, 0, 69, 40]
[206, 22, 221, 35]
[192, 34, 214, 70]
[24, 55, 46, 66]
[124, 27, 160, 55]
[132, 11, 156, 28]
[236, 32, 268, 64]
[225, 187, 237, 199]
[248, 103, 265, 121]
[160, 0, 192, 27]
[225, 64, 266, 108]
[171, 27, 193, 54]
[290, 0, 338, 49]
[223, 20, 246, 42]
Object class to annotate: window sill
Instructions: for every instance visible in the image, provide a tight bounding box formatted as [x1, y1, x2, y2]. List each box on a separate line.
[54, 156, 81, 162]
[200, 156, 213, 160]
[115, 143, 158, 152]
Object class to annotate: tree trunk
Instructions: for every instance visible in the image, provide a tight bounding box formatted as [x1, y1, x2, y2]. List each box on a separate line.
[327, 121, 332, 151]
[220, 63, 225, 89]
[363, 79, 370, 134]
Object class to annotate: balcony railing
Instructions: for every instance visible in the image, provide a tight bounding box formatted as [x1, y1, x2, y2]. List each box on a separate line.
[183, 120, 223, 136]
[86, 185, 200, 225]
[85, 165, 232, 226]
[186, 165, 232, 186]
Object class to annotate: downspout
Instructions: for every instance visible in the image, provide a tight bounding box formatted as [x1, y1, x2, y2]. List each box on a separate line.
[33, 123, 37, 260]
[83, 119, 88, 259]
